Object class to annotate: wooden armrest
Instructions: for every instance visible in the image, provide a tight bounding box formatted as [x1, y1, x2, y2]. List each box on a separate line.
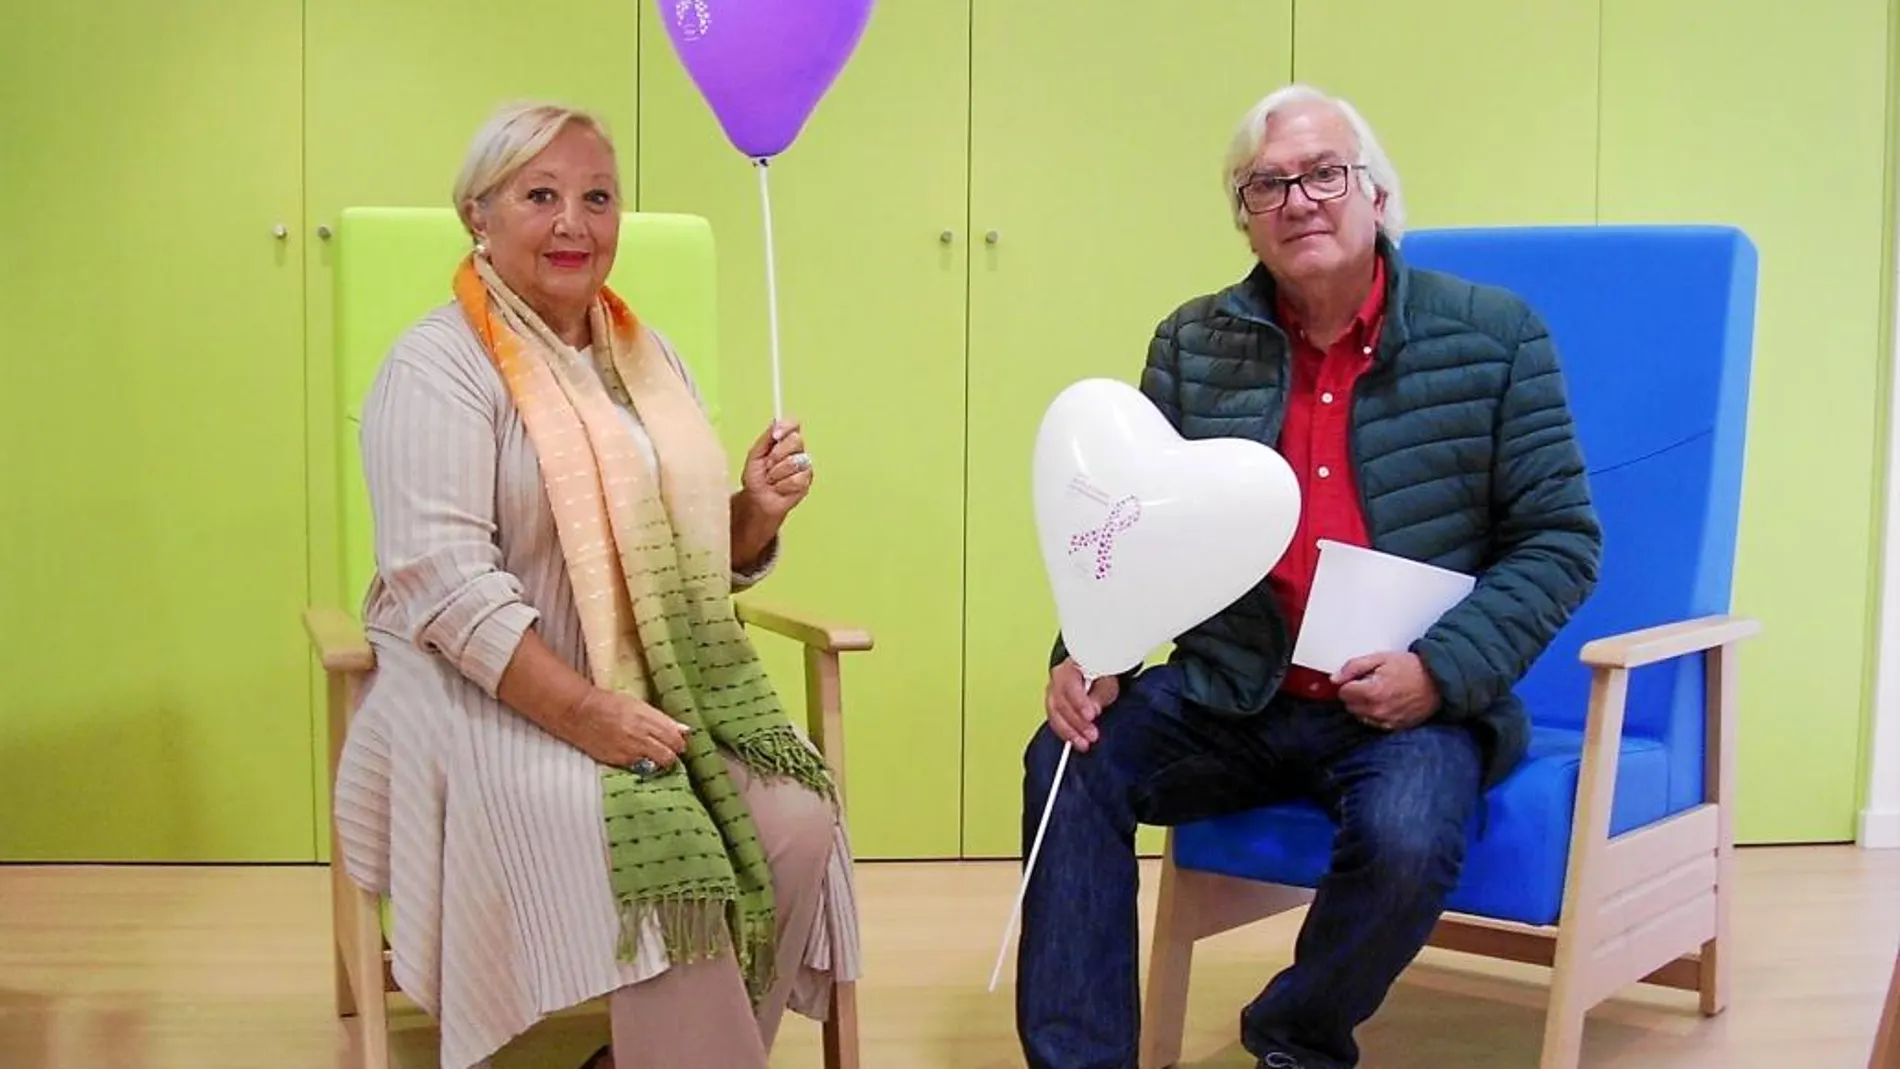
[735, 600, 873, 653]
[1579, 614, 1760, 670]
[304, 607, 375, 674]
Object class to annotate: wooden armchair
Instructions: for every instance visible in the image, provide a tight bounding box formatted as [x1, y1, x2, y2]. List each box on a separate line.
[307, 599, 871, 1069]
[314, 208, 859, 1066]
[1142, 616, 1755, 1069]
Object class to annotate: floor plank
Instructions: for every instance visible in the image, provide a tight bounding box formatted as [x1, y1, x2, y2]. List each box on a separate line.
[0, 846, 1894, 1067]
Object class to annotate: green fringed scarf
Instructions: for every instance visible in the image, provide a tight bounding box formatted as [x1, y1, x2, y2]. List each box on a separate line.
[454, 255, 835, 1001]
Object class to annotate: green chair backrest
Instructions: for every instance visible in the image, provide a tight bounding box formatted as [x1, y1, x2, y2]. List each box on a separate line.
[332, 207, 719, 607]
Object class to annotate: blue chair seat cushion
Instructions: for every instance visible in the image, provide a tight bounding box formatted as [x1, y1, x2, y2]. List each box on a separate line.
[1169, 726, 1673, 927]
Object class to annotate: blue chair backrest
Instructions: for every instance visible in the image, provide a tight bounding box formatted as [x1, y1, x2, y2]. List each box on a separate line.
[1399, 225, 1757, 813]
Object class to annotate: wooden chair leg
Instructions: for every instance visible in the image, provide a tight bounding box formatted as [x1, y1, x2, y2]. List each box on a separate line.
[341, 883, 390, 1069]
[329, 868, 388, 1069]
[1699, 647, 1738, 1017]
[1538, 925, 1591, 1069]
[1139, 837, 1193, 1069]
[332, 862, 359, 1020]
[804, 645, 859, 1069]
[1696, 911, 1728, 1017]
[1137, 836, 1313, 1069]
[726, 607, 870, 1069]
[1537, 666, 1629, 1069]
[328, 671, 358, 1023]
[325, 661, 388, 1069]
[823, 979, 859, 1069]
[1871, 949, 1900, 1069]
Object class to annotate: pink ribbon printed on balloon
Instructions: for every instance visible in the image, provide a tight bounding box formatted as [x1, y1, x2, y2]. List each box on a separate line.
[1068, 496, 1143, 581]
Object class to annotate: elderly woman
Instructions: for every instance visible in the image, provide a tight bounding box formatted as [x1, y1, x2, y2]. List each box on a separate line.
[330, 102, 859, 1069]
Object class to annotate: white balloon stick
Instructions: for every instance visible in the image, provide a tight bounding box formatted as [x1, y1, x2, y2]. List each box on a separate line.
[988, 674, 1094, 993]
[755, 158, 784, 424]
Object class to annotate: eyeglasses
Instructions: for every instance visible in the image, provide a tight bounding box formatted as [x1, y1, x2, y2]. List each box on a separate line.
[1235, 163, 1365, 215]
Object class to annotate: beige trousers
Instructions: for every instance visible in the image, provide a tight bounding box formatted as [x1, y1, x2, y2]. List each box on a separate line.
[605, 754, 838, 1069]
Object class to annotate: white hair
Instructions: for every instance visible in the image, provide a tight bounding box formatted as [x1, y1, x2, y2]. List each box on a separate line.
[1222, 84, 1405, 243]
[452, 102, 617, 240]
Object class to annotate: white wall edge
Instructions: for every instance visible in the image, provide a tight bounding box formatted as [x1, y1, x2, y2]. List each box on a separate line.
[1864, 132, 1900, 851]
[1862, 809, 1900, 849]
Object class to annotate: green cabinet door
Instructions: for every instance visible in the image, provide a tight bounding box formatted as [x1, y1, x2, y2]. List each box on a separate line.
[0, 1, 311, 859]
[959, 1, 1294, 857]
[1292, 0, 1600, 228]
[1598, 0, 1894, 843]
[638, 3, 973, 858]
[303, 0, 644, 858]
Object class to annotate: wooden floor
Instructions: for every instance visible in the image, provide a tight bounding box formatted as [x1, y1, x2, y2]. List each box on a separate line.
[0, 846, 1895, 1068]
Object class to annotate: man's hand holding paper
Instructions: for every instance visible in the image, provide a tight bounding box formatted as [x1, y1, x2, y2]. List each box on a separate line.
[1332, 651, 1440, 731]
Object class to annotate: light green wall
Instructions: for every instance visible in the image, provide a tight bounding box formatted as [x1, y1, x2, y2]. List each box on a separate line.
[1294, 0, 1602, 226]
[1594, 0, 1894, 842]
[2, 0, 1893, 861]
[0, 0, 313, 860]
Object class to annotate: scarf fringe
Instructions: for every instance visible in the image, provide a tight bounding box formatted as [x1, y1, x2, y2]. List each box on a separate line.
[733, 897, 779, 1003]
[614, 891, 780, 1005]
[731, 728, 839, 803]
[616, 892, 733, 967]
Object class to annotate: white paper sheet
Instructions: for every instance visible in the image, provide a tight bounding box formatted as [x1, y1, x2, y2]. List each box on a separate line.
[1288, 540, 1476, 675]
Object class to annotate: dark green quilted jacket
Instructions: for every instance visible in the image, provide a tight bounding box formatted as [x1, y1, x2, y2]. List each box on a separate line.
[1054, 237, 1602, 788]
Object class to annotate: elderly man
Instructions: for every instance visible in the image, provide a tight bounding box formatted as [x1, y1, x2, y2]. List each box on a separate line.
[1014, 85, 1602, 1069]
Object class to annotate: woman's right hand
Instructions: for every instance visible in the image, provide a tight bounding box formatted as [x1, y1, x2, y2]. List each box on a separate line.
[571, 689, 691, 771]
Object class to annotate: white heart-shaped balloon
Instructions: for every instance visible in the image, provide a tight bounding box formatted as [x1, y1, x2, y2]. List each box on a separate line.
[1032, 378, 1303, 679]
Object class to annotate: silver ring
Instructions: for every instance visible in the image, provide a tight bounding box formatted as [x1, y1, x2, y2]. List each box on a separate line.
[630, 758, 657, 777]
[791, 452, 811, 471]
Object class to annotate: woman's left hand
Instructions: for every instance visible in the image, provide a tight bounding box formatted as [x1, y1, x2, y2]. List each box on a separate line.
[740, 418, 813, 521]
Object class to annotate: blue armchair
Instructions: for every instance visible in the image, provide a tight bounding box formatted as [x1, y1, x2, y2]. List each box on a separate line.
[1139, 225, 1762, 1069]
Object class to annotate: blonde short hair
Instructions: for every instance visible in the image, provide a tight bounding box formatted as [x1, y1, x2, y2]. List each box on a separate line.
[1221, 84, 1405, 243]
[452, 102, 617, 239]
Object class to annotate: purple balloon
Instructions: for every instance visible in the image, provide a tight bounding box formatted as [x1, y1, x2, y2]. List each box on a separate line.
[658, 0, 874, 159]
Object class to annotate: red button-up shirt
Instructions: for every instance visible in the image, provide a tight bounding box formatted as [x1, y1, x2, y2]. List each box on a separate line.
[1269, 259, 1386, 701]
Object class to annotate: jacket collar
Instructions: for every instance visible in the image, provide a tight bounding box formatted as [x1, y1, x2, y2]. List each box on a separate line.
[1216, 232, 1414, 366]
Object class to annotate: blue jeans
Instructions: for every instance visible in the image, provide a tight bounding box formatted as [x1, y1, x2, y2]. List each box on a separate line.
[1015, 664, 1483, 1069]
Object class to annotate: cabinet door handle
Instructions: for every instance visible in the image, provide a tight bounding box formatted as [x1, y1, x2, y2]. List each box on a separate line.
[272, 224, 288, 239]
[316, 225, 333, 241]
[985, 229, 1001, 245]
[940, 229, 955, 244]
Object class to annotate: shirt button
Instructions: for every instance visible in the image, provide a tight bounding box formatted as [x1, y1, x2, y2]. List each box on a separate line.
[1321, 391, 1335, 404]
[1362, 345, 1373, 355]
[1317, 466, 1331, 478]
[1308, 682, 1322, 694]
